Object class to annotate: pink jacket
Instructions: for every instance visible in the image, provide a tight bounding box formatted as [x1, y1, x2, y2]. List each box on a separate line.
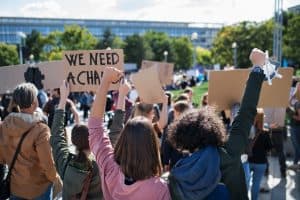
[88, 117, 170, 200]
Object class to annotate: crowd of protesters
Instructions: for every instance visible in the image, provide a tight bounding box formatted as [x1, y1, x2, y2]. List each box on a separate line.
[0, 48, 300, 200]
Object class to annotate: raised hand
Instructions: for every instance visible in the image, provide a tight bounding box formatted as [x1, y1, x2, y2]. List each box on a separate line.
[58, 80, 70, 109]
[249, 48, 265, 67]
[103, 67, 123, 84]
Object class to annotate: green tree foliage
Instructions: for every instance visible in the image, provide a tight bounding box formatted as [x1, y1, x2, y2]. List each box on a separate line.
[284, 14, 300, 67]
[96, 28, 115, 49]
[112, 36, 125, 49]
[172, 37, 193, 70]
[212, 21, 273, 68]
[123, 34, 153, 68]
[61, 25, 97, 50]
[144, 31, 174, 62]
[0, 43, 19, 66]
[195, 47, 212, 66]
[24, 30, 46, 61]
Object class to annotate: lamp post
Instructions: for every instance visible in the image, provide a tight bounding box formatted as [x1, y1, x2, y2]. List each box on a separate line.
[191, 32, 198, 67]
[232, 42, 237, 68]
[163, 50, 168, 62]
[17, 31, 26, 64]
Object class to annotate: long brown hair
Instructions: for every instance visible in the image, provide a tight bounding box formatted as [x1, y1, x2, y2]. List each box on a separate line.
[114, 116, 162, 181]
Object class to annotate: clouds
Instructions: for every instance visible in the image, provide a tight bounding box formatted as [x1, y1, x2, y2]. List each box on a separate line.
[1, 0, 299, 23]
[20, 1, 68, 18]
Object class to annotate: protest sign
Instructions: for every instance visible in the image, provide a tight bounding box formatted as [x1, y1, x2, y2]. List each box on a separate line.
[63, 49, 124, 92]
[208, 68, 293, 110]
[131, 66, 165, 104]
[0, 61, 65, 94]
[141, 60, 174, 85]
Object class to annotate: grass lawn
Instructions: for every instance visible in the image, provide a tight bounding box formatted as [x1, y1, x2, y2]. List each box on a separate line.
[170, 82, 208, 108]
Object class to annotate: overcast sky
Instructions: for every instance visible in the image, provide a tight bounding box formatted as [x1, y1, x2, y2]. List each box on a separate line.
[1, 0, 300, 24]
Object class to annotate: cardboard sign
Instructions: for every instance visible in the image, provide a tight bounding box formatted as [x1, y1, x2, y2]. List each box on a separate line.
[0, 61, 65, 94]
[131, 66, 165, 104]
[141, 60, 174, 85]
[63, 49, 124, 92]
[208, 68, 294, 110]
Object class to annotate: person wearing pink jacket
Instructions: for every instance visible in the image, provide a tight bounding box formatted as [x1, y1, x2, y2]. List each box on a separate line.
[88, 67, 170, 200]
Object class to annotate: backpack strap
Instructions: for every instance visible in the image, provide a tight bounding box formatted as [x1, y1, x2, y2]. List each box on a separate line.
[80, 169, 93, 200]
[7, 123, 38, 181]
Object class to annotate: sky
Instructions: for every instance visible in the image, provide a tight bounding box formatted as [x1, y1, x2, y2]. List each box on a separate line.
[1, 0, 300, 24]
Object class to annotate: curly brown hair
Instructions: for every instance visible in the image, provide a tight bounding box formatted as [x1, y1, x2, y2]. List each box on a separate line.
[167, 107, 227, 153]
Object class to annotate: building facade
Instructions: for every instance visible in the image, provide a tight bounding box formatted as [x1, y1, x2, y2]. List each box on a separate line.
[0, 17, 222, 49]
[288, 4, 300, 14]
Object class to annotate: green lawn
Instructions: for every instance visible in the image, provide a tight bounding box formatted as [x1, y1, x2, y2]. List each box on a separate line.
[170, 82, 208, 108]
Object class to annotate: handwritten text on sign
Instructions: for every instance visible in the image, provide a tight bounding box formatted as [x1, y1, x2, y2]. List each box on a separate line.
[63, 49, 124, 92]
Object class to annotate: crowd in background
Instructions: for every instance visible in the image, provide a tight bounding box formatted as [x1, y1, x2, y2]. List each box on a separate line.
[0, 48, 300, 200]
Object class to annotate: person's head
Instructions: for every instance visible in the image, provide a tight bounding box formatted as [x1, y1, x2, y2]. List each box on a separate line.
[134, 103, 154, 120]
[175, 93, 189, 103]
[183, 87, 193, 100]
[173, 101, 190, 120]
[168, 107, 227, 153]
[12, 83, 38, 114]
[52, 88, 60, 98]
[114, 116, 162, 180]
[71, 124, 91, 163]
[201, 92, 208, 107]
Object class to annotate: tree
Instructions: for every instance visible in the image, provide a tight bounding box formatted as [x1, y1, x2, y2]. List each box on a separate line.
[24, 30, 46, 62]
[61, 25, 97, 50]
[0, 43, 19, 66]
[111, 36, 125, 49]
[195, 47, 212, 66]
[283, 14, 300, 68]
[123, 34, 153, 68]
[144, 31, 174, 62]
[96, 28, 115, 49]
[43, 31, 63, 61]
[172, 37, 193, 70]
[211, 21, 273, 68]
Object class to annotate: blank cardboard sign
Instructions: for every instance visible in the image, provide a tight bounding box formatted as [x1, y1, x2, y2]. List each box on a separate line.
[208, 68, 294, 110]
[0, 61, 65, 94]
[63, 49, 124, 92]
[131, 66, 165, 104]
[141, 60, 174, 85]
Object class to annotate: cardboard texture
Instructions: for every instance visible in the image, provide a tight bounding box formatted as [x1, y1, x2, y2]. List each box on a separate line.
[0, 61, 65, 94]
[131, 66, 165, 104]
[141, 60, 174, 85]
[208, 68, 294, 110]
[63, 49, 124, 92]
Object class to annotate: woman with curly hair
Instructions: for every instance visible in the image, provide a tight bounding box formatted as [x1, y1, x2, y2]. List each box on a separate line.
[167, 48, 267, 200]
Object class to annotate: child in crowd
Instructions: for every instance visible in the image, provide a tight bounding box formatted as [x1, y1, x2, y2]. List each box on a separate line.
[88, 68, 170, 200]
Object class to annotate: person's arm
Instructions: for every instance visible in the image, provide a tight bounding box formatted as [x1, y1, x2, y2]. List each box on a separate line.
[158, 95, 168, 130]
[67, 99, 80, 125]
[109, 80, 131, 146]
[225, 48, 265, 158]
[88, 67, 123, 173]
[50, 81, 71, 179]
